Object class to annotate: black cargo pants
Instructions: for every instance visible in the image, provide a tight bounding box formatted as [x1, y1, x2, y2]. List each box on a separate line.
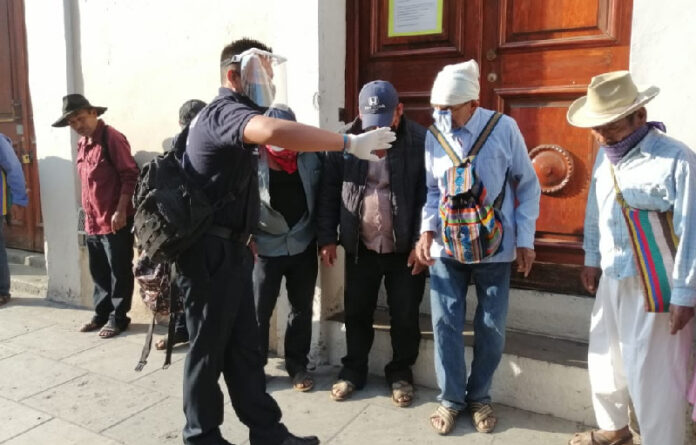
[176, 234, 289, 445]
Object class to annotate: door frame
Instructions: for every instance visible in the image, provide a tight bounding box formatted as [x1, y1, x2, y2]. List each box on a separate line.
[1, 0, 43, 252]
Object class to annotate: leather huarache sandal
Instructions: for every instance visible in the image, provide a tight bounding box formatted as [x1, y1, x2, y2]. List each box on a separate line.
[469, 402, 497, 433]
[154, 332, 189, 350]
[429, 405, 458, 435]
[98, 322, 122, 339]
[330, 379, 355, 401]
[391, 380, 414, 407]
[79, 320, 105, 332]
[292, 371, 315, 392]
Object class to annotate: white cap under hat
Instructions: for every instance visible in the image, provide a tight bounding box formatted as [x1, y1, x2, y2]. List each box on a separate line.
[430, 60, 481, 106]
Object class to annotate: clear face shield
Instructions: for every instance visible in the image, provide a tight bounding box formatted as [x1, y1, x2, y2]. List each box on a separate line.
[234, 48, 287, 108]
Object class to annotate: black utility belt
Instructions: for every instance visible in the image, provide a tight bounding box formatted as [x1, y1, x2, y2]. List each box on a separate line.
[206, 225, 252, 246]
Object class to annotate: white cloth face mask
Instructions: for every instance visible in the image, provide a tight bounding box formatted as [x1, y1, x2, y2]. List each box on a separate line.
[432, 109, 453, 134]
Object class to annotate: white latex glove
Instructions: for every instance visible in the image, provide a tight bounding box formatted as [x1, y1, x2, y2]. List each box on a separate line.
[346, 127, 396, 161]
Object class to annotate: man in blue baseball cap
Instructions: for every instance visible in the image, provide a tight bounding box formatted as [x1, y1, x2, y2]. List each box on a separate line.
[317, 80, 427, 407]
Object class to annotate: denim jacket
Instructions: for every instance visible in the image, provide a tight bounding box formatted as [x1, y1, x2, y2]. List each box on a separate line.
[584, 129, 696, 306]
[255, 149, 322, 257]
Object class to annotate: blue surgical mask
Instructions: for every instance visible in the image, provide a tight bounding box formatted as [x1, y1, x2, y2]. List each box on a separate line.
[432, 109, 453, 134]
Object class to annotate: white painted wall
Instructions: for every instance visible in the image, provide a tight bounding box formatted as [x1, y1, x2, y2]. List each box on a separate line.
[24, 0, 84, 304]
[74, 0, 273, 157]
[630, 0, 696, 150]
[25, 0, 346, 357]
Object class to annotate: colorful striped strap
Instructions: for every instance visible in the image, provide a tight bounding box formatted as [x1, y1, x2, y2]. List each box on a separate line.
[428, 112, 503, 166]
[609, 166, 679, 312]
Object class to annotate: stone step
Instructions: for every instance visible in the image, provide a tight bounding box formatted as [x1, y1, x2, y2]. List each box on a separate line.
[7, 248, 46, 269]
[7, 249, 48, 298]
[324, 307, 595, 426]
[9, 263, 48, 297]
[375, 282, 595, 343]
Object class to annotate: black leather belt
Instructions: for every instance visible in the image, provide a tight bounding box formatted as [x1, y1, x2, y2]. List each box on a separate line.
[206, 225, 252, 245]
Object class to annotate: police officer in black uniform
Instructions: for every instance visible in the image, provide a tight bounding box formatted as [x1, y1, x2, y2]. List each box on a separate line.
[177, 37, 396, 445]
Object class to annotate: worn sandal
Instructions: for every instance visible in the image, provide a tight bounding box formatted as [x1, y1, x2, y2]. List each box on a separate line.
[568, 430, 633, 445]
[0, 294, 10, 307]
[391, 380, 414, 407]
[292, 371, 315, 392]
[330, 379, 355, 401]
[469, 402, 497, 433]
[429, 405, 458, 435]
[79, 320, 105, 332]
[98, 324, 122, 339]
[154, 332, 189, 350]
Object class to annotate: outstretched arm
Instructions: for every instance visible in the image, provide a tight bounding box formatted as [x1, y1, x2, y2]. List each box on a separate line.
[243, 115, 395, 161]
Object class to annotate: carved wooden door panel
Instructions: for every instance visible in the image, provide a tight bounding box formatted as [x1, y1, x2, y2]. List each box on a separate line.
[346, 0, 632, 293]
[482, 0, 632, 292]
[346, 0, 484, 126]
[0, 0, 43, 252]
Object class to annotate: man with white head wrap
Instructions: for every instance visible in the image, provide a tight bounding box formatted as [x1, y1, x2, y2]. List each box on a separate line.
[416, 60, 541, 435]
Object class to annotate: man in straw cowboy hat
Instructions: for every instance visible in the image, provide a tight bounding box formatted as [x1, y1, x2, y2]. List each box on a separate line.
[52, 94, 139, 339]
[568, 71, 696, 445]
[415, 59, 540, 435]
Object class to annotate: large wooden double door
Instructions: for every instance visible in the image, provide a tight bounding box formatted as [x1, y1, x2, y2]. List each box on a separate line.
[0, 0, 42, 251]
[346, 0, 632, 293]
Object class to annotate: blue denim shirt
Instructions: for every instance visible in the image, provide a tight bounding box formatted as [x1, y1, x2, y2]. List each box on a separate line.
[255, 149, 322, 257]
[584, 129, 696, 306]
[0, 134, 28, 212]
[421, 107, 541, 262]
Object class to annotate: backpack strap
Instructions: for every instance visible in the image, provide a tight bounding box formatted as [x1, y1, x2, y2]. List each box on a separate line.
[162, 261, 181, 369]
[101, 125, 113, 165]
[469, 112, 503, 158]
[134, 312, 156, 371]
[429, 112, 504, 165]
[492, 168, 509, 210]
[428, 124, 462, 165]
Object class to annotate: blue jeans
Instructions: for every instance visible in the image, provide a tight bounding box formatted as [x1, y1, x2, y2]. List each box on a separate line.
[429, 258, 511, 411]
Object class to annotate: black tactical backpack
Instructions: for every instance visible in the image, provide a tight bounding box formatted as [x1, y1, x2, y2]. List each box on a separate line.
[132, 125, 235, 371]
[132, 126, 235, 264]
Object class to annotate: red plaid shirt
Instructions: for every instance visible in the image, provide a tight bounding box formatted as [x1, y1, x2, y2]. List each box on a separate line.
[76, 120, 139, 235]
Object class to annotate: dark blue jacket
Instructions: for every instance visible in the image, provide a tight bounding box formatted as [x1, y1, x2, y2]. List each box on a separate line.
[316, 116, 426, 255]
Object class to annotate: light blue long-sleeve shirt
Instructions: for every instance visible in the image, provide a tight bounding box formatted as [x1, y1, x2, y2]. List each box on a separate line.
[0, 134, 28, 209]
[421, 107, 541, 262]
[583, 129, 696, 306]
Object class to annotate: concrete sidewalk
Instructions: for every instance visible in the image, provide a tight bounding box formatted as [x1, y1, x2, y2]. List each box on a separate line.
[0, 291, 589, 444]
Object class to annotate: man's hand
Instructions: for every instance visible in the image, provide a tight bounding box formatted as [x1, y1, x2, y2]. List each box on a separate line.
[320, 244, 338, 267]
[516, 247, 536, 277]
[10, 204, 22, 222]
[248, 239, 258, 263]
[580, 266, 602, 295]
[347, 127, 396, 161]
[669, 304, 695, 335]
[111, 210, 126, 233]
[415, 232, 435, 267]
[407, 249, 427, 275]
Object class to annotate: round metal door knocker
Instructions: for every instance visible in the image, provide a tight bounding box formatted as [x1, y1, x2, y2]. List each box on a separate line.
[529, 144, 574, 194]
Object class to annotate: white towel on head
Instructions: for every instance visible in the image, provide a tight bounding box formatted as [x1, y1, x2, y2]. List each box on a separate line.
[430, 60, 480, 106]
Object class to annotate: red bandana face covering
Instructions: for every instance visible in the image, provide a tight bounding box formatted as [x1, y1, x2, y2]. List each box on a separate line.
[265, 145, 298, 174]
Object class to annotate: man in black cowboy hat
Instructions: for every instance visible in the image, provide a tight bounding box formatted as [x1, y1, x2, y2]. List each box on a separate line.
[53, 94, 139, 339]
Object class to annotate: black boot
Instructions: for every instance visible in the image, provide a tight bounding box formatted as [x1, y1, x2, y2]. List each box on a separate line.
[280, 434, 320, 445]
